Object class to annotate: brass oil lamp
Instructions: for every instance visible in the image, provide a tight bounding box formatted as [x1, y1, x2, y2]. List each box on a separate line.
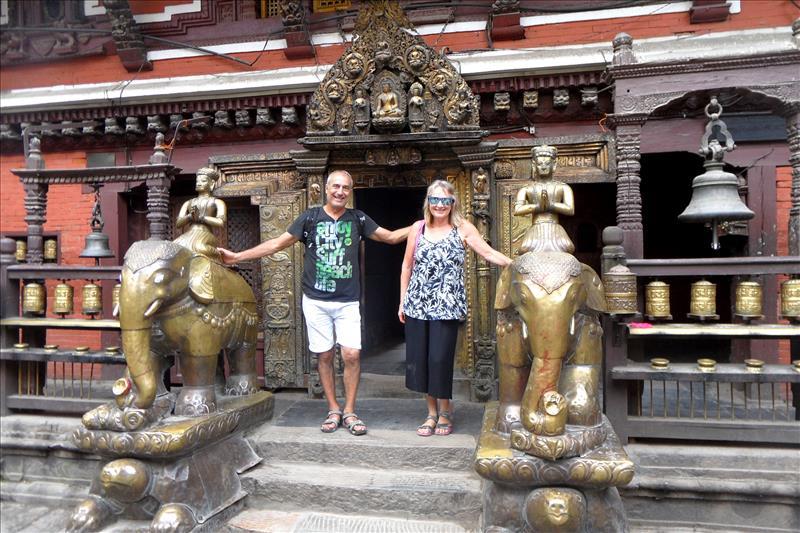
[688, 280, 718, 320]
[645, 280, 671, 321]
[53, 281, 74, 317]
[678, 97, 754, 250]
[734, 280, 763, 321]
[22, 281, 46, 316]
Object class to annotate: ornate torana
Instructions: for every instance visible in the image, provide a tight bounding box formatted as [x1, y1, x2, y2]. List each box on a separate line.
[305, 0, 480, 137]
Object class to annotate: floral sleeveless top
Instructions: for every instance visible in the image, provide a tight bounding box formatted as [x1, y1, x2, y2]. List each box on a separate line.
[403, 225, 467, 321]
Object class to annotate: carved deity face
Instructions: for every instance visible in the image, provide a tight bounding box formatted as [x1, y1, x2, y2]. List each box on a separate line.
[407, 46, 427, 70]
[382, 82, 392, 93]
[326, 81, 344, 102]
[431, 72, 449, 93]
[545, 495, 569, 526]
[344, 55, 364, 78]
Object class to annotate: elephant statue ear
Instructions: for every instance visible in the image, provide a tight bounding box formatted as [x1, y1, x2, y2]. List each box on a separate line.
[581, 264, 606, 313]
[494, 265, 513, 310]
[188, 255, 215, 304]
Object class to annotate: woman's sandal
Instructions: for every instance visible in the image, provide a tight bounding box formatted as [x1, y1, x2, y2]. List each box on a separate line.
[320, 410, 343, 433]
[342, 412, 367, 436]
[435, 411, 453, 436]
[416, 415, 438, 437]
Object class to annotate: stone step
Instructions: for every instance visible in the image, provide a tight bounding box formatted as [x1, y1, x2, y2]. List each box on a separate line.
[0, 479, 88, 507]
[225, 509, 474, 533]
[248, 425, 476, 471]
[240, 460, 483, 528]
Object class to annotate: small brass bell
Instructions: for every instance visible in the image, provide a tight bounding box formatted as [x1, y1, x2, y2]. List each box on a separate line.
[678, 97, 754, 250]
[82, 282, 103, 316]
[53, 281, 74, 317]
[80, 184, 115, 263]
[688, 280, 718, 320]
[734, 281, 763, 320]
[44, 239, 57, 262]
[22, 281, 46, 316]
[602, 264, 637, 315]
[15, 240, 26, 262]
[645, 281, 672, 320]
[781, 278, 800, 322]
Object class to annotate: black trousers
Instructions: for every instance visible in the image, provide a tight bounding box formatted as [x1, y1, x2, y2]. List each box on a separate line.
[404, 316, 460, 399]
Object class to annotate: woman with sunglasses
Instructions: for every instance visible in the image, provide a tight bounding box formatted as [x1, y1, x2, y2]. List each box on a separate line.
[399, 180, 512, 436]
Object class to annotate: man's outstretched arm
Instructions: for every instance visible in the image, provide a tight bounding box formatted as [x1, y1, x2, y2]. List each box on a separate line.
[369, 225, 412, 245]
[218, 232, 299, 265]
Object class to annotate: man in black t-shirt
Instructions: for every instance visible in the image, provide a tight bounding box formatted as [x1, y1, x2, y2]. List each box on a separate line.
[219, 170, 409, 435]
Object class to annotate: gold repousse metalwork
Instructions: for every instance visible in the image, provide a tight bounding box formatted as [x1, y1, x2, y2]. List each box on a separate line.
[15, 239, 26, 262]
[735, 281, 763, 318]
[781, 278, 800, 320]
[603, 264, 637, 315]
[22, 281, 46, 316]
[44, 238, 57, 261]
[54, 281, 74, 316]
[645, 280, 671, 319]
[82, 282, 102, 316]
[689, 280, 718, 319]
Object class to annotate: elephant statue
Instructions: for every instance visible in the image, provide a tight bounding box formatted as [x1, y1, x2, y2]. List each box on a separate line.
[82, 239, 260, 430]
[494, 250, 605, 442]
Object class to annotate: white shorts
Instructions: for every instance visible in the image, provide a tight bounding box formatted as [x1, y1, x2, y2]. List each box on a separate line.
[302, 295, 362, 353]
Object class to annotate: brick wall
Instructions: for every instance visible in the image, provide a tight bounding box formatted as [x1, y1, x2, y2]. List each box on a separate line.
[776, 165, 792, 364]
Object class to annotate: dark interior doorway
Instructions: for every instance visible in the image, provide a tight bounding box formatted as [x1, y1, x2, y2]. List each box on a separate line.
[357, 186, 426, 374]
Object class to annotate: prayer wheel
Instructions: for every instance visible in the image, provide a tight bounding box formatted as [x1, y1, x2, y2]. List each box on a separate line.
[645, 281, 671, 320]
[734, 281, 762, 319]
[602, 264, 637, 315]
[688, 280, 718, 320]
[82, 282, 103, 316]
[22, 281, 46, 316]
[53, 281, 74, 316]
[781, 278, 800, 321]
[15, 240, 26, 262]
[44, 239, 57, 262]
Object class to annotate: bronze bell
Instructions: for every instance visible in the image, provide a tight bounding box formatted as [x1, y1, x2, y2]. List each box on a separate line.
[645, 281, 672, 320]
[688, 280, 718, 320]
[22, 281, 46, 316]
[781, 278, 800, 321]
[734, 281, 763, 320]
[678, 97, 754, 250]
[80, 230, 114, 261]
[53, 281, 74, 317]
[15, 240, 26, 262]
[602, 264, 637, 315]
[44, 239, 57, 262]
[82, 282, 103, 316]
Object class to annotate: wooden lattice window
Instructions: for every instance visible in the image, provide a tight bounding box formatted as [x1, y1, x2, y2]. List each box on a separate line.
[258, 0, 283, 18]
[313, 0, 351, 13]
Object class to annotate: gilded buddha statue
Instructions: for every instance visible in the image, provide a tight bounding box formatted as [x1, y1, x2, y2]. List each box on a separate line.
[514, 145, 575, 254]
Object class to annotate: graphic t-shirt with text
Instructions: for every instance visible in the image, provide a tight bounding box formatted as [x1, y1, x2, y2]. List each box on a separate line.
[288, 207, 378, 302]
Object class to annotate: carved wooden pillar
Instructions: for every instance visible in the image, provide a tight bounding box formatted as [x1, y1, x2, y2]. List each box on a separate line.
[784, 104, 800, 256]
[291, 149, 329, 205]
[455, 142, 498, 401]
[608, 115, 647, 259]
[23, 182, 48, 264]
[145, 177, 172, 240]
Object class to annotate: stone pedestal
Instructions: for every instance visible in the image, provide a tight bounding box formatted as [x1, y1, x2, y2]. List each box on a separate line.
[474, 402, 634, 532]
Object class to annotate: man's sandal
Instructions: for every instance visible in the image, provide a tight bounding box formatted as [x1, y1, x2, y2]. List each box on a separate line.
[321, 410, 343, 433]
[435, 411, 453, 436]
[342, 413, 367, 436]
[417, 415, 437, 437]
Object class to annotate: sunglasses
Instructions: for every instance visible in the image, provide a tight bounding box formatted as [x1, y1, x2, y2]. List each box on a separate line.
[428, 196, 455, 207]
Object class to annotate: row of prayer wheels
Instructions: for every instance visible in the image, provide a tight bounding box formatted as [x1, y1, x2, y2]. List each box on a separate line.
[604, 267, 800, 321]
[22, 281, 121, 318]
[15, 238, 59, 263]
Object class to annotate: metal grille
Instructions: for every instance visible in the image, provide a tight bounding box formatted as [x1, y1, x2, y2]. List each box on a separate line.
[228, 205, 263, 318]
[259, 0, 282, 18]
[313, 0, 351, 12]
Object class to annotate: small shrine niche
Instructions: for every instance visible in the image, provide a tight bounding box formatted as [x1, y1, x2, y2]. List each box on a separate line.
[305, 0, 480, 137]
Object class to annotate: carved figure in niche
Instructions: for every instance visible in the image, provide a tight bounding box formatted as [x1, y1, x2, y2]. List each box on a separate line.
[325, 80, 345, 104]
[174, 167, 227, 260]
[376, 82, 402, 117]
[426, 105, 440, 131]
[429, 71, 450, 98]
[408, 82, 425, 132]
[353, 87, 370, 134]
[494, 92, 511, 111]
[344, 53, 365, 79]
[387, 148, 400, 166]
[338, 104, 352, 134]
[309, 182, 321, 206]
[375, 40, 392, 68]
[514, 145, 575, 254]
[473, 167, 488, 195]
[365, 150, 376, 165]
[409, 148, 422, 165]
[446, 88, 474, 124]
[405, 45, 428, 72]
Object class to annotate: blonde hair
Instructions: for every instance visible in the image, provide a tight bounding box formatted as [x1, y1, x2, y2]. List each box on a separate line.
[423, 179, 464, 227]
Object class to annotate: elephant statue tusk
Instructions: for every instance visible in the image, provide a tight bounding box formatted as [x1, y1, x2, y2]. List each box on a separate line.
[112, 303, 120, 318]
[143, 299, 163, 318]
